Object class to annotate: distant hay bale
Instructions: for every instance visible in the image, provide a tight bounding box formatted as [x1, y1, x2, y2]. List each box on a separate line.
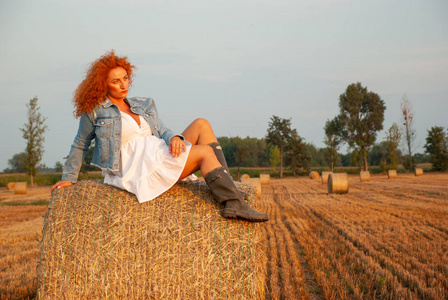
[240, 174, 250, 181]
[328, 173, 349, 194]
[7, 182, 15, 191]
[309, 171, 320, 180]
[359, 171, 371, 182]
[260, 174, 270, 185]
[37, 180, 265, 299]
[241, 178, 262, 199]
[387, 170, 397, 179]
[14, 182, 27, 194]
[415, 168, 423, 176]
[321, 171, 332, 184]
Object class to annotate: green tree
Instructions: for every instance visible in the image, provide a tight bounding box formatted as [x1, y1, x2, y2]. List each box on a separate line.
[269, 146, 280, 170]
[367, 142, 388, 171]
[385, 123, 402, 170]
[266, 116, 294, 178]
[306, 143, 326, 167]
[401, 94, 416, 170]
[424, 126, 448, 171]
[3, 152, 28, 173]
[20, 96, 48, 186]
[54, 161, 64, 172]
[323, 116, 342, 171]
[338, 82, 386, 171]
[413, 153, 430, 164]
[285, 131, 310, 176]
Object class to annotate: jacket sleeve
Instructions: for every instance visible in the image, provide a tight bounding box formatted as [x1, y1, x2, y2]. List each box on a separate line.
[152, 100, 184, 145]
[61, 113, 95, 183]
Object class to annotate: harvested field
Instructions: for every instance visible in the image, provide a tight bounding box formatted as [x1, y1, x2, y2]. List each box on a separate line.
[259, 172, 448, 299]
[1, 172, 448, 299]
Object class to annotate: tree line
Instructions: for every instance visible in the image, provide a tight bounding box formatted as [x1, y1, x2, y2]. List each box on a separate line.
[4, 90, 448, 180]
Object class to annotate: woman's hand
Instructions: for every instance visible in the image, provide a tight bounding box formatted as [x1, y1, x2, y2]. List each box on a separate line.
[169, 136, 186, 157]
[51, 180, 73, 192]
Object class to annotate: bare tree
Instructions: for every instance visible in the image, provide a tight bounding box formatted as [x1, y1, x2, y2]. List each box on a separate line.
[400, 94, 416, 170]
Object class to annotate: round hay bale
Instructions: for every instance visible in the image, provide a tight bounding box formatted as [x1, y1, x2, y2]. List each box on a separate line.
[7, 182, 15, 191]
[260, 174, 270, 185]
[14, 182, 27, 194]
[241, 178, 262, 199]
[321, 171, 332, 184]
[327, 173, 349, 194]
[387, 170, 397, 179]
[239, 174, 250, 181]
[414, 168, 423, 176]
[309, 171, 320, 180]
[38, 180, 265, 299]
[359, 171, 370, 182]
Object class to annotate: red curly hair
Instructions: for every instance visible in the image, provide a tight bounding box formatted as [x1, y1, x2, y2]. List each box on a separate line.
[73, 50, 135, 117]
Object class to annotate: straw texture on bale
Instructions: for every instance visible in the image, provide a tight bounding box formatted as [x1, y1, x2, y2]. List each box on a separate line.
[14, 182, 27, 194]
[388, 170, 397, 179]
[359, 171, 371, 182]
[415, 168, 423, 176]
[38, 180, 265, 299]
[7, 182, 15, 191]
[239, 174, 250, 181]
[321, 171, 332, 184]
[241, 178, 262, 199]
[309, 171, 320, 180]
[327, 173, 349, 194]
[260, 174, 270, 185]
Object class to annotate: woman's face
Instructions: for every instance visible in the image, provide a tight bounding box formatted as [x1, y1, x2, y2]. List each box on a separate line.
[106, 67, 129, 101]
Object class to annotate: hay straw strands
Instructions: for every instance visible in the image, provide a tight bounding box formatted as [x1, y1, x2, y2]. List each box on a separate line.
[241, 178, 262, 200]
[415, 168, 423, 176]
[321, 171, 332, 184]
[388, 170, 397, 179]
[7, 182, 15, 191]
[309, 171, 320, 180]
[359, 171, 370, 182]
[14, 182, 27, 194]
[260, 174, 270, 185]
[327, 173, 349, 194]
[37, 180, 265, 299]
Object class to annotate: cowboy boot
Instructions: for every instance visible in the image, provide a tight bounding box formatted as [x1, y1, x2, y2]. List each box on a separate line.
[204, 167, 268, 222]
[208, 142, 248, 200]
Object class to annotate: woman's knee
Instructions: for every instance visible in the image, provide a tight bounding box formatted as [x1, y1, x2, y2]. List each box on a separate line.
[192, 118, 211, 129]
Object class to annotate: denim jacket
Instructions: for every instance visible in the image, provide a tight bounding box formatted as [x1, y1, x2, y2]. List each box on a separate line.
[62, 97, 181, 183]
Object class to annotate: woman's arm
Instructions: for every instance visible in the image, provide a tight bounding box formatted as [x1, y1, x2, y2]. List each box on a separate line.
[53, 113, 95, 190]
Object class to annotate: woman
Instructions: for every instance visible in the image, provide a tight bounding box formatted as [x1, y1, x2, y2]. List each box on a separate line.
[52, 50, 268, 223]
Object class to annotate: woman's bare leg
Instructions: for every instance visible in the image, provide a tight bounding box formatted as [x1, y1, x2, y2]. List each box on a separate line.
[182, 118, 230, 172]
[182, 118, 218, 146]
[178, 145, 221, 180]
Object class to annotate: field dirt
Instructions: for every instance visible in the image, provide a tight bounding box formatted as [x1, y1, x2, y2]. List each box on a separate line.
[1, 173, 447, 299]
[0, 185, 51, 204]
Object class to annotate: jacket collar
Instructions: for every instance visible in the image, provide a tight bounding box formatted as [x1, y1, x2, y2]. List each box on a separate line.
[126, 97, 143, 109]
[100, 97, 143, 109]
[100, 97, 114, 108]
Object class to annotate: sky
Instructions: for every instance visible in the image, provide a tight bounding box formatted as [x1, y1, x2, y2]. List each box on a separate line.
[1, 0, 447, 171]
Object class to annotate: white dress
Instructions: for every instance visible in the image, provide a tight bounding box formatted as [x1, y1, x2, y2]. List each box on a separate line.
[103, 112, 192, 203]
